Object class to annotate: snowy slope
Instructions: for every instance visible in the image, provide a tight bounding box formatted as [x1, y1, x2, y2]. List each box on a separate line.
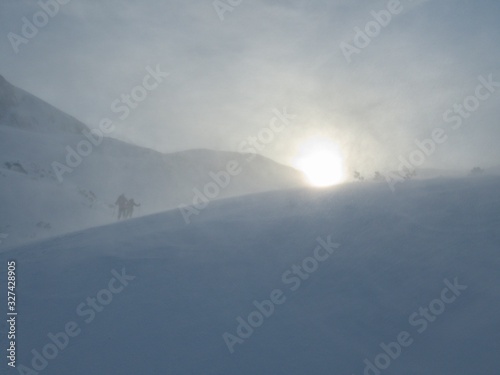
[0, 75, 88, 135]
[1, 175, 499, 375]
[0, 76, 306, 246]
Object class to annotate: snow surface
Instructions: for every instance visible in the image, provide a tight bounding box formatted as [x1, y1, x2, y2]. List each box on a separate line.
[1, 175, 499, 374]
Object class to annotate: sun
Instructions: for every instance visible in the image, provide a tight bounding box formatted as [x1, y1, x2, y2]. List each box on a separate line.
[294, 138, 345, 187]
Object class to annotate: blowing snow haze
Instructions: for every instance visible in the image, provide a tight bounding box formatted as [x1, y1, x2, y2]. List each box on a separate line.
[1, 1, 500, 374]
[1, 0, 500, 174]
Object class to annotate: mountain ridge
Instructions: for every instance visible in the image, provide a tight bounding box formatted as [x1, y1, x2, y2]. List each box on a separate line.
[0, 77, 306, 246]
[0, 74, 90, 134]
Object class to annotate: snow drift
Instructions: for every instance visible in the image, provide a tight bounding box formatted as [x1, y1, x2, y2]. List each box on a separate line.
[1, 174, 499, 374]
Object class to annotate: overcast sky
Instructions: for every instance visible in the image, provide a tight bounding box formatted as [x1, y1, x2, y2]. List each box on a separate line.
[1, 0, 499, 174]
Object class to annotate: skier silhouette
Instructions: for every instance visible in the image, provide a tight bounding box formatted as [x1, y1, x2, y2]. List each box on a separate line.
[115, 194, 128, 220]
[125, 198, 141, 219]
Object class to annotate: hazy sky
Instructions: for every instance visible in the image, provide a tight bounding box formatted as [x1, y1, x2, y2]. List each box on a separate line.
[1, 0, 499, 174]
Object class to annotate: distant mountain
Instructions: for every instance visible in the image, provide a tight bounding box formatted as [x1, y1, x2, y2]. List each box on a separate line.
[0, 76, 306, 246]
[0, 75, 89, 134]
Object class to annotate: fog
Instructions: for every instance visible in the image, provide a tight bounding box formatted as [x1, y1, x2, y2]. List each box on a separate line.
[1, 0, 499, 176]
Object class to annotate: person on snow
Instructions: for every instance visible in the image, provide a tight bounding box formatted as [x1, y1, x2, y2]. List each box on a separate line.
[125, 198, 141, 219]
[115, 194, 128, 220]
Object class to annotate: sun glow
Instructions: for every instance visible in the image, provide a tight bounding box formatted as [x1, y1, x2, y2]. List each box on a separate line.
[294, 138, 345, 187]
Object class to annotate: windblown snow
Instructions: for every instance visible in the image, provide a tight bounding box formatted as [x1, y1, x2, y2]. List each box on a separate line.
[1, 175, 499, 375]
